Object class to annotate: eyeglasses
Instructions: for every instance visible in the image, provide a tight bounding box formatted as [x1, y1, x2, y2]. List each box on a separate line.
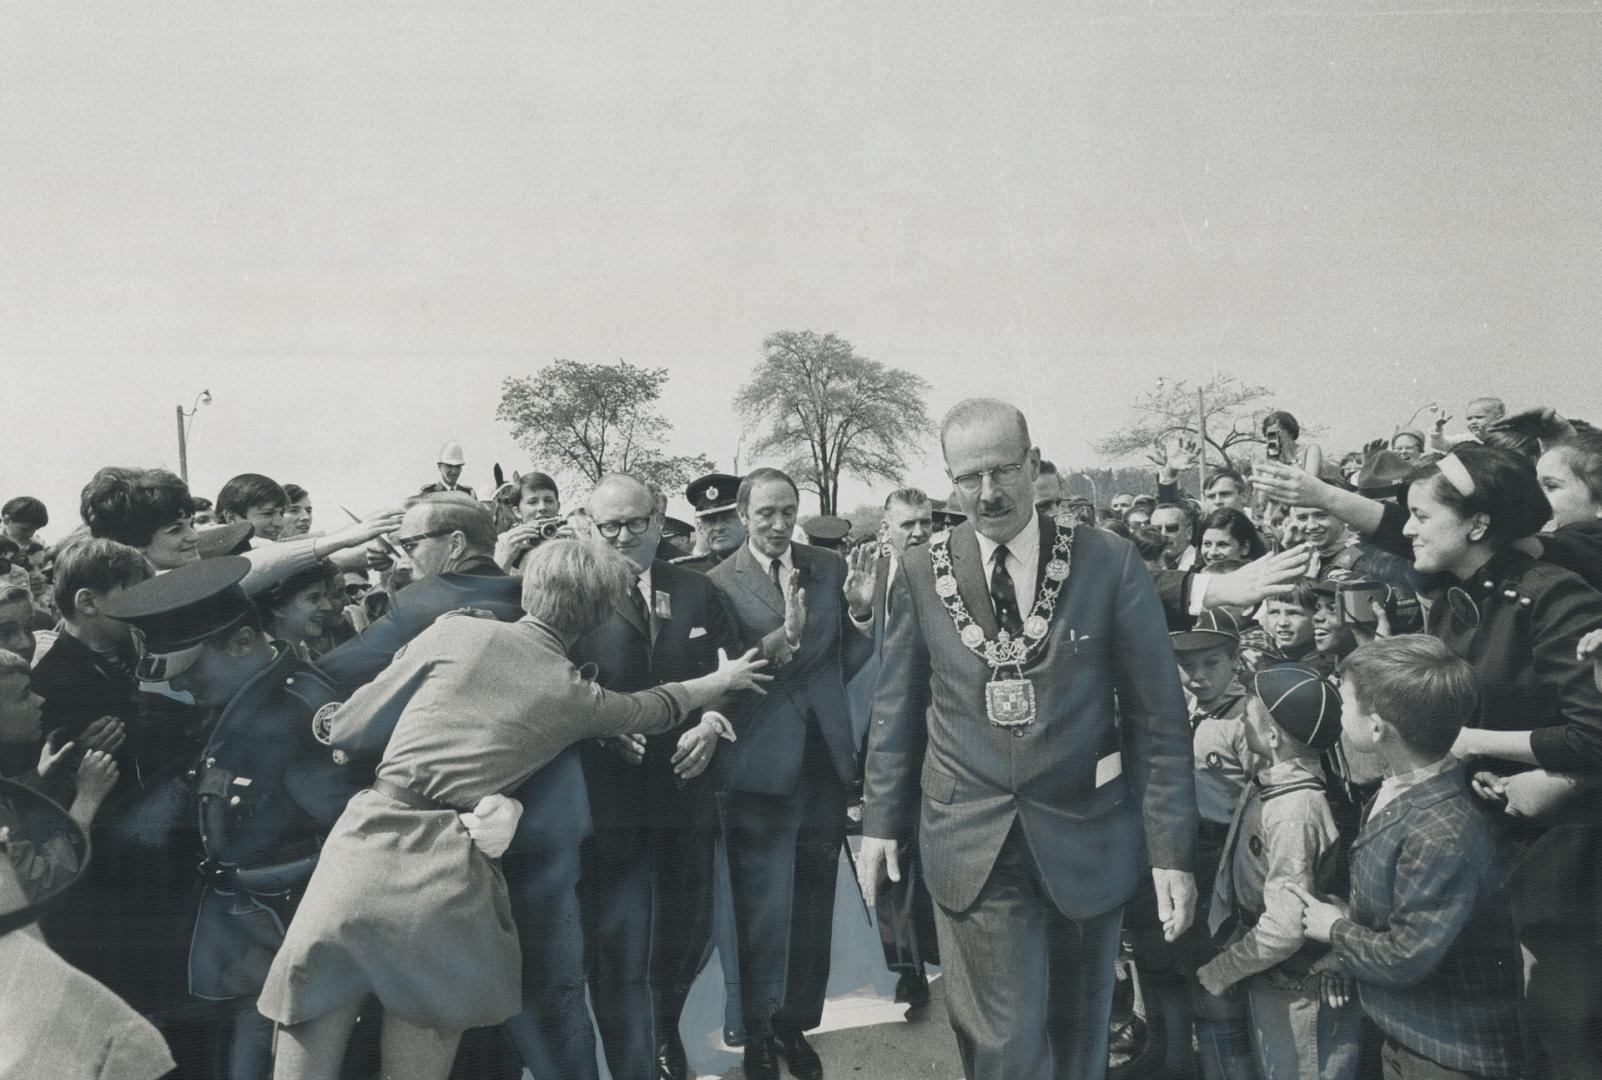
[951, 460, 1027, 494]
[1155, 524, 1186, 534]
[395, 527, 456, 553]
[343, 583, 371, 600]
[594, 517, 653, 539]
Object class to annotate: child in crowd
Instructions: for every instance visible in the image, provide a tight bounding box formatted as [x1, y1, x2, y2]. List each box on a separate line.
[1293, 635, 1523, 1080]
[1, 649, 119, 837]
[1197, 662, 1359, 1080]
[1260, 583, 1317, 663]
[1157, 609, 1259, 1079]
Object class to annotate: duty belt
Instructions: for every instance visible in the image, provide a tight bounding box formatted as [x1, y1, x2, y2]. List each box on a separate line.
[370, 776, 459, 813]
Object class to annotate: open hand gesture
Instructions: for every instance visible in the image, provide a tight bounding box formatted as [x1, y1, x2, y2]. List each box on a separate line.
[843, 544, 879, 618]
[716, 647, 774, 696]
[783, 574, 808, 647]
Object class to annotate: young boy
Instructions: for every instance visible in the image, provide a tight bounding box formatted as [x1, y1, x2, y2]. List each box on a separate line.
[1152, 608, 1259, 1078]
[1260, 582, 1318, 662]
[1197, 661, 1358, 1080]
[1293, 635, 1523, 1079]
[0, 649, 118, 832]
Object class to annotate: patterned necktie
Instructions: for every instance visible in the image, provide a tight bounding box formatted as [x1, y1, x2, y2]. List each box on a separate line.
[991, 545, 1023, 637]
[770, 558, 784, 593]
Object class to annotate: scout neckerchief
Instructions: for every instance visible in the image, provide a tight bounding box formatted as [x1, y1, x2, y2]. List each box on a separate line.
[928, 511, 1075, 729]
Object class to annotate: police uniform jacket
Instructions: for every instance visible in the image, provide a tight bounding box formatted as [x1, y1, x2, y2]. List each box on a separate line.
[187, 645, 363, 1001]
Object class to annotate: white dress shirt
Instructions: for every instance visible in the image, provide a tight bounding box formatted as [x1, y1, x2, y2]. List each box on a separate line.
[974, 517, 1041, 619]
[1367, 755, 1457, 819]
[749, 540, 796, 592]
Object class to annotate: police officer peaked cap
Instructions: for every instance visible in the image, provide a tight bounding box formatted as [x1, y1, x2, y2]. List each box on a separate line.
[1250, 662, 1342, 750]
[102, 556, 255, 659]
[930, 497, 967, 529]
[661, 515, 694, 541]
[802, 515, 852, 548]
[687, 473, 741, 518]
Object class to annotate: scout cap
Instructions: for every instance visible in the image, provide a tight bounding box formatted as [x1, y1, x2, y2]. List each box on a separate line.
[1251, 661, 1342, 750]
[1170, 608, 1242, 653]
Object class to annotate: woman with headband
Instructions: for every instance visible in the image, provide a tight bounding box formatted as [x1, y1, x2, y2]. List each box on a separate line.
[1259, 443, 1602, 1075]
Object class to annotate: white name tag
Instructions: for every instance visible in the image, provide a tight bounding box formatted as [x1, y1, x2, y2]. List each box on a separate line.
[1095, 752, 1122, 788]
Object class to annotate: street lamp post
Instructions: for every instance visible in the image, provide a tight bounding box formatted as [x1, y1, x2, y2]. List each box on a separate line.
[176, 390, 212, 484]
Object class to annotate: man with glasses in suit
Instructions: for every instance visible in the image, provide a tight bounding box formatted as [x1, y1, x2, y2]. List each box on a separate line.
[859, 398, 1198, 1080]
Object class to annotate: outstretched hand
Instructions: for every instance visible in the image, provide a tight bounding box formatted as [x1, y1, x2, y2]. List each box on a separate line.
[716, 647, 774, 696]
[1205, 544, 1312, 610]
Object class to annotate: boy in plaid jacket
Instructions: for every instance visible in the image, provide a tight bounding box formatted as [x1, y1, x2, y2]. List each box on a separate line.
[1294, 635, 1523, 1079]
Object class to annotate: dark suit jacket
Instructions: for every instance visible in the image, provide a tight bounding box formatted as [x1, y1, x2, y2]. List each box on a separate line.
[863, 515, 1197, 918]
[708, 542, 873, 795]
[318, 556, 522, 694]
[570, 560, 740, 837]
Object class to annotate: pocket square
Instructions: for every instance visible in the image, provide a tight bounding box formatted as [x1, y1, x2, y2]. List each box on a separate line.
[688, 626, 708, 639]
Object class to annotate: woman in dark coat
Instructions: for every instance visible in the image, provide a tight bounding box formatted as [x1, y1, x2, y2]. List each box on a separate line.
[258, 540, 769, 1080]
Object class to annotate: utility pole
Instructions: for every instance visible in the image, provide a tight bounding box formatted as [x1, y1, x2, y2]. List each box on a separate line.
[1197, 385, 1207, 496]
[176, 404, 188, 483]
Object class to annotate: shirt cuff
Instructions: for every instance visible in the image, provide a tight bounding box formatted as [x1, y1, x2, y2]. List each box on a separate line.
[1187, 573, 1212, 617]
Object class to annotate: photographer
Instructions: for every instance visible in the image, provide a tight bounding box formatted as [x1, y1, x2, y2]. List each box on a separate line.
[494, 471, 564, 574]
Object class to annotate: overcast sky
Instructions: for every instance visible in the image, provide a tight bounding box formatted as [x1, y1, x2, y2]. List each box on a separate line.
[4, 1, 1599, 533]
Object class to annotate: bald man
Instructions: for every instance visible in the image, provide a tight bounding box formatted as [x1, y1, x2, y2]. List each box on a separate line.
[570, 474, 742, 1080]
[859, 398, 1197, 1080]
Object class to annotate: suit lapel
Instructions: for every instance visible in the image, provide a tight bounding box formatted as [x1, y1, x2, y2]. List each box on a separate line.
[949, 524, 998, 638]
[735, 544, 786, 619]
[612, 594, 648, 641]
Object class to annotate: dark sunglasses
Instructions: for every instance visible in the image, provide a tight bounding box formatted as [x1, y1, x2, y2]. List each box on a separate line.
[395, 527, 456, 553]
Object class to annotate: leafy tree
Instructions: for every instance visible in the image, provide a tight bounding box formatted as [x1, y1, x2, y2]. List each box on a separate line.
[496, 359, 714, 492]
[734, 331, 932, 514]
[1094, 374, 1271, 472]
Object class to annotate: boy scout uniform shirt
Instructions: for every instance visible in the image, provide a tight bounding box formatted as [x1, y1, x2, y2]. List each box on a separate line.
[1199, 758, 1341, 996]
[1189, 687, 1255, 828]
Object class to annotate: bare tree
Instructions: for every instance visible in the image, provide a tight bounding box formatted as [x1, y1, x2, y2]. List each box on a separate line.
[496, 359, 714, 492]
[1095, 373, 1271, 471]
[734, 331, 932, 514]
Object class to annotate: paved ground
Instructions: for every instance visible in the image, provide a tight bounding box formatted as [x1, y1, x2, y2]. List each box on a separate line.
[710, 976, 963, 1080]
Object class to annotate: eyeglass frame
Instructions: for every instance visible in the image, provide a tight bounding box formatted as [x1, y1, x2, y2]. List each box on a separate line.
[949, 457, 1031, 495]
[593, 516, 654, 539]
[394, 527, 458, 554]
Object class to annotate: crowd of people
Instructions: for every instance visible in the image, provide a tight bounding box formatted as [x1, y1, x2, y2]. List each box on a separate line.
[2, 390, 1601, 1080]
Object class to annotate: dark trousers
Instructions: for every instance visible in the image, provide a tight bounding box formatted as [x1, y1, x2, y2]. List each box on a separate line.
[579, 834, 657, 1080]
[934, 821, 1125, 1080]
[648, 782, 719, 1037]
[874, 833, 940, 979]
[720, 725, 849, 1041]
[501, 749, 600, 1080]
[1380, 1039, 1496, 1080]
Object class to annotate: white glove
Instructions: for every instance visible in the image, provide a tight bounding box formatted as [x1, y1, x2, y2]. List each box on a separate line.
[460, 793, 523, 859]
